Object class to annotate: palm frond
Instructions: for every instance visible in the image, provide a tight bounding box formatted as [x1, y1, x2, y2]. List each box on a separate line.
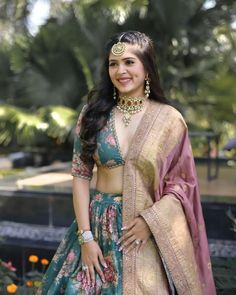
[39, 105, 77, 144]
[0, 105, 48, 146]
[0, 104, 78, 147]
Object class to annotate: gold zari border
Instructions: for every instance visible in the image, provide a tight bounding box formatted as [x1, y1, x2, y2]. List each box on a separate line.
[122, 101, 202, 294]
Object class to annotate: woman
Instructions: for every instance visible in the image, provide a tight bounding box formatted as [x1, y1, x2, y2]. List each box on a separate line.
[37, 31, 216, 295]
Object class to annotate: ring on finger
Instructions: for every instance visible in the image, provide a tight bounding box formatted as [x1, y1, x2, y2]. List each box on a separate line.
[82, 264, 88, 271]
[135, 239, 141, 245]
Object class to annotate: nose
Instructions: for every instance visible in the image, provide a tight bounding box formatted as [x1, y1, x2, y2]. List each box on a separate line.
[116, 63, 126, 75]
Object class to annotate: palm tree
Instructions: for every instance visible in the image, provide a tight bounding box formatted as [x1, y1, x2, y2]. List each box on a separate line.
[0, 0, 235, 149]
[0, 104, 78, 147]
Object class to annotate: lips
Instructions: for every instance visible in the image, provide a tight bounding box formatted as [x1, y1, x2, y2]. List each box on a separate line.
[117, 77, 132, 85]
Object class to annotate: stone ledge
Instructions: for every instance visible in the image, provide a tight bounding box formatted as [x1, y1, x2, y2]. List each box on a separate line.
[209, 238, 236, 258]
[0, 221, 67, 243]
[1, 221, 235, 257]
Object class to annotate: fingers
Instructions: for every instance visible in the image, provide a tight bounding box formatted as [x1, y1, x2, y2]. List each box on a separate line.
[98, 251, 107, 269]
[94, 262, 105, 283]
[138, 239, 147, 253]
[118, 217, 147, 245]
[119, 234, 136, 252]
[136, 240, 143, 253]
[117, 228, 134, 245]
[83, 261, 105, 287]
[126, 238, 148, 254]
[82, 250, 107, 287]
[89, 265, 96, 286]
[124, 239, 138, 254]
[118, 217, 151, 252]
[85, 267, 90, 285]
[121, 219, 136, 231]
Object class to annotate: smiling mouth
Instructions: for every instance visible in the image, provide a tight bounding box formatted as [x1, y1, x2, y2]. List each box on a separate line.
[117, 78, 132, 85]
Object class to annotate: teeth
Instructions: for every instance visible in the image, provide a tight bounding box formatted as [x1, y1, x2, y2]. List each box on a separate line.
[118, 79, 130, 83]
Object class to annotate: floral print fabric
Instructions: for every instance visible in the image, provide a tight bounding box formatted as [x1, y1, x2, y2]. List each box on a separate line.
[96, 110, 125, 169]
[37, 189, 123, 295]
[71, 105, 95, 180]
[71, 108, 125, 180]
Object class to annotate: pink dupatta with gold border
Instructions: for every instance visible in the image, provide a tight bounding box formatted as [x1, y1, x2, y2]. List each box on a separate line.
[122, 101, 216, 295]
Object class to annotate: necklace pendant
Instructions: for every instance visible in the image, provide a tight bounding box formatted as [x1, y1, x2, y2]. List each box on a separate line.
[123, 113, 131, 126]
[116, 95, 146, 126]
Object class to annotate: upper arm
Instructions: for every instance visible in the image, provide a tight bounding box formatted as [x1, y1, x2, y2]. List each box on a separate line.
[71, 105, 95, 180]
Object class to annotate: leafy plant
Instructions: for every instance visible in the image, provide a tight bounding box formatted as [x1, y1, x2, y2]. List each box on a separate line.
[0, 104, 77, 147]
[0, 260, 18, 293]
[0, 255, 48, 294]
[227, 208, 236, 234]
[212, 257, 236, 294]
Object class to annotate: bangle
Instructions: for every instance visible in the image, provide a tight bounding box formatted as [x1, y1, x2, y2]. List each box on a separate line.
[77, 229, 90, 235]
[77, 230, 94, 245]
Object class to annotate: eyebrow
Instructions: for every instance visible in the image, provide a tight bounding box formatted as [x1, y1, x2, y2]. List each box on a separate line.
[109, 57, 137, 62]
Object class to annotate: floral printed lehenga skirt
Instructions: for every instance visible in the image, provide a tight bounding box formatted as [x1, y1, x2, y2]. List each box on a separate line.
[37, 189, 123, 295]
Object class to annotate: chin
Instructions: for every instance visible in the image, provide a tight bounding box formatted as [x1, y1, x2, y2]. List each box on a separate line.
[119, 89, 136, 96]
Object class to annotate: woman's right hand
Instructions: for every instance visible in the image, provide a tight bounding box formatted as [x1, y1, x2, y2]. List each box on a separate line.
[81, 240, 107, 286]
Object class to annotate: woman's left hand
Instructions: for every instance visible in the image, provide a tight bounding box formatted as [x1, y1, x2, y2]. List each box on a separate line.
[117, 217, 151, 254]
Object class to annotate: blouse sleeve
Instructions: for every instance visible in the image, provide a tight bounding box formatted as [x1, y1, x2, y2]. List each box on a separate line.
[71, 105, 94, 180]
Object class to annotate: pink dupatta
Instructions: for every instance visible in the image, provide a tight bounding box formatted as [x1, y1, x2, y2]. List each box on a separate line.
[157, 128, 216, 295]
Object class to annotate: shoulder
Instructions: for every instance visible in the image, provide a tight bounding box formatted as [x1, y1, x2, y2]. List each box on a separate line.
[151, 101, 187, 146]
[162, 103, 186, 126]
[152, 101, 187, 130]
[75, 104, 88, 134]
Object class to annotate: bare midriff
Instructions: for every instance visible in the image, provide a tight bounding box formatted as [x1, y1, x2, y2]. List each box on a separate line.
[96, 165, 124, 194]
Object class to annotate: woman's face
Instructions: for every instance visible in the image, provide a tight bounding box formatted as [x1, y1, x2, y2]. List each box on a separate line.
[108, 44, 146, 97]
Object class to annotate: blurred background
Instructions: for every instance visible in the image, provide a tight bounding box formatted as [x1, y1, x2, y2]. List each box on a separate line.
[0, 0, 235, 294]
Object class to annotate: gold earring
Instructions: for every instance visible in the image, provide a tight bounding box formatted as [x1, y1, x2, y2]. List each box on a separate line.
[113, 87, 117, 100]
[144, 77, 150, 98]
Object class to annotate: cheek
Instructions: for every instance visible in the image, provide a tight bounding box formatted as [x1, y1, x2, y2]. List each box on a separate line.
[108, 69, 115, 81]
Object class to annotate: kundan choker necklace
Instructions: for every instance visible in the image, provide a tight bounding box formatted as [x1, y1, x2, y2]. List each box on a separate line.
[116, 95, 146, 126]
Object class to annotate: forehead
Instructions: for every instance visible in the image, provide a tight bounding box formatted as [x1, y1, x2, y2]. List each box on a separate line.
[109, 43, 140, 60]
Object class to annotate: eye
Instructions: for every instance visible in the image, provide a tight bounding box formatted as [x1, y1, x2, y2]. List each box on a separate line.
[109, 62, 117, 67]
[125, 59, 134, 65]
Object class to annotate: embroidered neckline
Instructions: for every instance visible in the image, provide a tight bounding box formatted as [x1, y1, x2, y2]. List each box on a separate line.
[110, 109, 126, 163]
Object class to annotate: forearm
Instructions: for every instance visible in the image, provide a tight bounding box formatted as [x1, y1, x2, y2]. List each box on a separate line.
[73, 177, 91, 230]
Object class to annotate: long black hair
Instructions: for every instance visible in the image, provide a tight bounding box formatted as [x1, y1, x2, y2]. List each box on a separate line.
[79, 31, 169, 164]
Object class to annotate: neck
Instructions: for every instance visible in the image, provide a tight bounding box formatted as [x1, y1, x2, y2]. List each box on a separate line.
[116, 95, 147, 126]
[119, 94, 145, 100]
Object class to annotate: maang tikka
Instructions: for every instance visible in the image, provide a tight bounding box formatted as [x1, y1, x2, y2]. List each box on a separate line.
[111, 33, 126, 56]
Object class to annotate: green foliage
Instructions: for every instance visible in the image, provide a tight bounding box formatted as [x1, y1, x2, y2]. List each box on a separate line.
[38, 105, 78, 144]
[227, 208, 236, 233]
[0, 260, 18, 291]
[0, 0, 235, 150]
[0, 257, 45, 294]
[201, 69, 236, 123]
[212, 257, 236, 294]
[51, 0, 148, 25]
[0, 105, 47, 146]
[0, 104, 77, 147]
[0, 169, 24, 177]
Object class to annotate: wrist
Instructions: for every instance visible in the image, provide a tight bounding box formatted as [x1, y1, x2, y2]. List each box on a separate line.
[77, 229, 90, 235]
[77, 230, 94, 245]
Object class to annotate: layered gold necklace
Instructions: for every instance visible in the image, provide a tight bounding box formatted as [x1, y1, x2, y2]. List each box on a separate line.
[116, 95, 146, 126]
